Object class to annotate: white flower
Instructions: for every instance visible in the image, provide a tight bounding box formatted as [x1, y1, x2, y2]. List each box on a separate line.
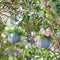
[4, 41, 6, 43]
[1, 33, 6, 38]
[19, 27, 21, 29]
[10, 27, 14, 30]
[11, 34, 13, 37]
[5, 27, 9, 30]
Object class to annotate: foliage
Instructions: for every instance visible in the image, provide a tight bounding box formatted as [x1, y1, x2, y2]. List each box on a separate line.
[0, 0, 60, 60]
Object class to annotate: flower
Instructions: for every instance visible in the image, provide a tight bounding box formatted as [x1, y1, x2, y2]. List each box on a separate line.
[36, 36, 40, 40]
[51, 33, 53, 37]
[53, 43, 56, 46]
[5, 27, 9, 30]
[35, 43, 37, 46]
[50, 40, 56, 46]
[42, 30, 46, 35]
[34, 33, 36, 35]
[40, 28, 44, 31]
[1, 33, 6, 38]
[46, 32, 50, 37]
[10, 27, 14, 30]
[21, 38, 24, 40]
[31, 32, 36, 36]
[11, 34, 13, 37]
[33, 38, 36, 41]
[52, 40, 56, 42]
[38, 39, 42, 42]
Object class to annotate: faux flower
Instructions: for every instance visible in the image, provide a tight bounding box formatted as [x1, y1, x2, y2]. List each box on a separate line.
[46, 32, 50, 37]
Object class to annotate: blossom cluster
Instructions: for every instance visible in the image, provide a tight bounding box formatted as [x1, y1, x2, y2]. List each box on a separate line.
[33, 28, 56, 46]
[40, 28, 53, 37]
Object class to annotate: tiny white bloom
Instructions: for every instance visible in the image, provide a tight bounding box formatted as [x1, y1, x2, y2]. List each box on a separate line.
[1, 33, 6, 38]
[4, 41, 6, 43]
[11, 34, 13, 37]
[19, 27, 21, 29]
[10, 27, 14, 30]
[5, 27, 9, 30]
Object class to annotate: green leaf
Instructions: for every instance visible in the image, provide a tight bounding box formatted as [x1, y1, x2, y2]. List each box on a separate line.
[51, 54, 58, 59]
[39, 11, 44, 17]
[51, 12, 57, 19]
[45, 13, 49, 18]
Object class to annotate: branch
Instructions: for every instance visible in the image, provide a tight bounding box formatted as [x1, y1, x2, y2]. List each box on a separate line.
[0, 12, 12, 18]
[0, 1, 39, 14]
[39, 0, 60, 23]
[43, 16, 56, 26]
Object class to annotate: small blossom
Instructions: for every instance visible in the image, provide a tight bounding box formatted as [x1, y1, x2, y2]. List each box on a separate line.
[42, 30, 46, 35]
[38, 39, 42, 42]
[5, 27, 9, 30]
[31, 32, 36, 36]
[11, 34, 13, 37]
[4, 41, 6, 43]
[53, 43, 56, 46]
[46, 32, 50, 37]
[1, 33, 6, 38]
[35, 43, 37, 46]
[51, 33, 53, 37]
[50, 40, 56, 46]
[34, 33, 36, 35]
[33, 38, 36, 41]
[36, 36, 40, 40]
[52, 40, 56, 42]
[21, 38, 24, 40]
[11, 27, 14, 30]
[40, 28, 44, 31]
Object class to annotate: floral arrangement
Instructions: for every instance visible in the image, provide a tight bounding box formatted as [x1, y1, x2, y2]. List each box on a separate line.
[4, 26, 25, 36]
[32, 28, 57, 47]
[33, 28, 54, 42]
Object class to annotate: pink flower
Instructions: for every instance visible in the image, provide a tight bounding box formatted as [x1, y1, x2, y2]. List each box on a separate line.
[42, 30, 46, 35]
[53, 43, 56, 46]
[51, 33, 53, 37]
[35, 43, 37, 46]
[33, 38, 36, 41]
[52, 40, 56, 42]
[21, 38, 24, 40]
[50, 40, 56, 46]
[46, 32, 50, 37]
[36, 36, 40, 40]
[38, 39, 42, 42]
[34, 33, 36, 35]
